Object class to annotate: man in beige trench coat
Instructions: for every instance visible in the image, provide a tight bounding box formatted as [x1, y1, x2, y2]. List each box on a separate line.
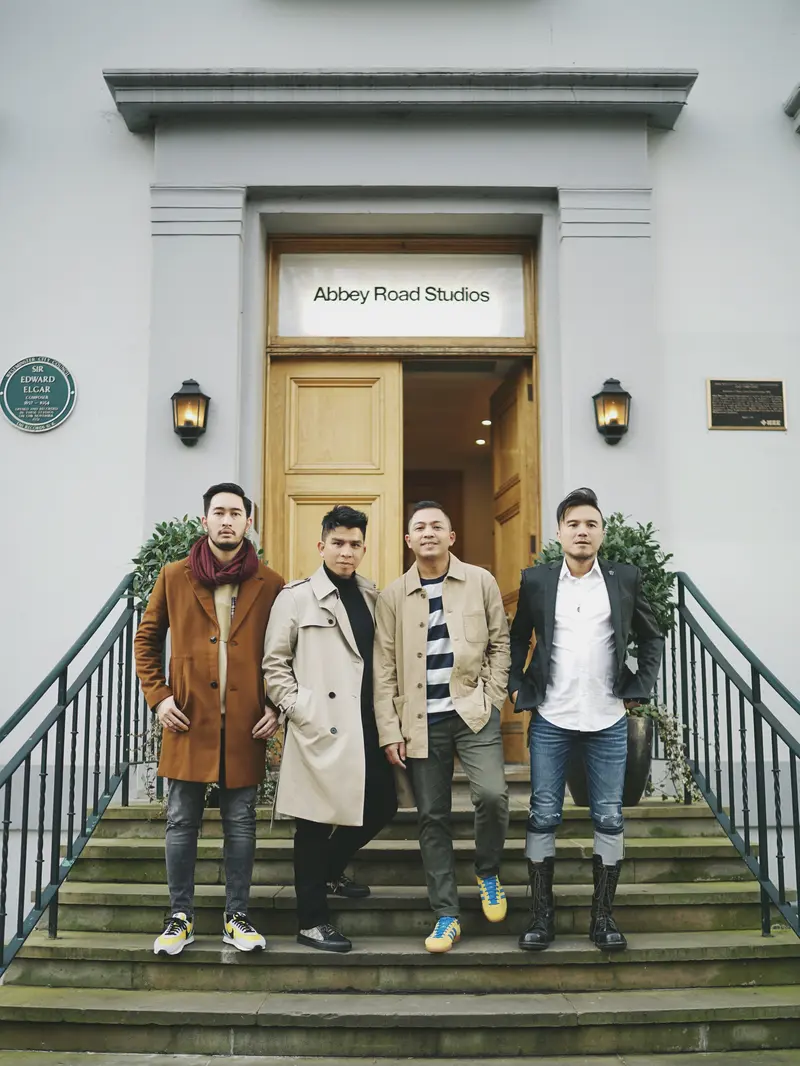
[261, 505, 398, 953]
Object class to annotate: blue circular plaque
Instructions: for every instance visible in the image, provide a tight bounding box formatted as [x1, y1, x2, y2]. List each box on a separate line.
[0, 357, 77, 433]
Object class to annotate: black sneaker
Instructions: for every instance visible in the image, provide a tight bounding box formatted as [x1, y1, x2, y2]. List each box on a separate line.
[326, 874, 371, 899]
[297, 923, 352, 953]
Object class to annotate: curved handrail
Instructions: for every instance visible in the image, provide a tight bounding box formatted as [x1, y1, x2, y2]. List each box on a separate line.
[0, 573, 134, 744]
[678, 571, 800, 718]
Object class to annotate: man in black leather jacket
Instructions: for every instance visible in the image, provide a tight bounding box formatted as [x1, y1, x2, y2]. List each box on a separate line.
[509, 487, 663, 953]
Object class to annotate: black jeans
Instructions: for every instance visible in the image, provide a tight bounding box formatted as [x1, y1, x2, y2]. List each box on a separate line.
[294, 725, 397, 929]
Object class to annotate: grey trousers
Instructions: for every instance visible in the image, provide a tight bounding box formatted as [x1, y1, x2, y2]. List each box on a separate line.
[408, 709, 509, 919]
[165, 778, 258, 917]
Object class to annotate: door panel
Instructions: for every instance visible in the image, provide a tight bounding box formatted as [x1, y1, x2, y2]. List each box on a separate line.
[266, 360, 403, 586]
[491, 360, 539, 763]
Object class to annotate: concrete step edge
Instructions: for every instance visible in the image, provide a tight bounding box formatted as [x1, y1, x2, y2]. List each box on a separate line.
[51, 874, 776, 908]
[55, 880, 770, 907]
[106, 802, 718, 821]
[76, 836, 741, 857]
[0, 1054, 799, 1066]
[18, 929, 800, 964]
[0, 1054, 798, 1066]
[0, 984, 799, 1026]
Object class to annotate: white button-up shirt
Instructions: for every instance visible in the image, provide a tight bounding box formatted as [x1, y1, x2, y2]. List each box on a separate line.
[538, 557, 625, 732]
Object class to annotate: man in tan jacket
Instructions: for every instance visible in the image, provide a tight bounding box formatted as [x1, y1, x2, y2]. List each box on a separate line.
[374, 500, 510, 953]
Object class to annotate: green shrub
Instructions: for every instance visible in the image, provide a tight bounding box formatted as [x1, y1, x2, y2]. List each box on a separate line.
[132, 515, 204, 606]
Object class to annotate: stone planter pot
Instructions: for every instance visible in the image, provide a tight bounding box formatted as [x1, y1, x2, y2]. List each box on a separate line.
[566, 715, 654, 808]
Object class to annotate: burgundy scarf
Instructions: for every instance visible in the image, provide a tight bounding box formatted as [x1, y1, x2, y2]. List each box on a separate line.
[188, 536, 259, 589]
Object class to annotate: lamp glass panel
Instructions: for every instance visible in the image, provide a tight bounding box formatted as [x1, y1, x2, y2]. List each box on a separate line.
[595, 392, 629, 428]
[174, 394, 208, 429]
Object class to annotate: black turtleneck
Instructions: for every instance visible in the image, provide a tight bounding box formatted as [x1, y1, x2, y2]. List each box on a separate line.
[324, 564, 375, 724]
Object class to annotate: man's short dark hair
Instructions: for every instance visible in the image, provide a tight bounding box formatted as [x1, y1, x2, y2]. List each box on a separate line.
[203, 482, 252, 518]
[556, 487, 603, 526]
[408, 499, 452, 531]
[321, 505, 368, 540]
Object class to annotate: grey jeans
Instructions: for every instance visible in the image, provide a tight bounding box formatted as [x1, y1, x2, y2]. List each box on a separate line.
[165, 779, 258, 917]
[408, 709, 509, 919]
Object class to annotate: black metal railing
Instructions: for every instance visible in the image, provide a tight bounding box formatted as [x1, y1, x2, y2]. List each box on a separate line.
[0, 574, 140, 976]
[2, 566, 798, 976]
[660, 573, 800, 938]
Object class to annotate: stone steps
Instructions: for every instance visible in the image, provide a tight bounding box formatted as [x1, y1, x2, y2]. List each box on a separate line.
[94, 801, 723, 840]
[70, 835, 748, 886]
[12, 930, 800, 994]
[53, 880, 778, 935]
[0, 984, 798, 1057]
[5, 792, 799, 1060]
[3, 1054, 800, 1066]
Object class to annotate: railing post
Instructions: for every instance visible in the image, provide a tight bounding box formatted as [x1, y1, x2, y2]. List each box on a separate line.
[678, 581, 692, 804]
[48, 670, 68, 939]
[121, 591, 134, 806]
[751, 667, 772, 937]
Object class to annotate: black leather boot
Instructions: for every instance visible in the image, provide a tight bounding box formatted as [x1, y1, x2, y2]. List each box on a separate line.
[590, 854, 627, 951]
[518, 857, 556, 951]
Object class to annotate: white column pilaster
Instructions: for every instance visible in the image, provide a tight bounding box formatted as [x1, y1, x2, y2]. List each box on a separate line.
[144, 186, 247, 531]
[555, 187, 663, 526]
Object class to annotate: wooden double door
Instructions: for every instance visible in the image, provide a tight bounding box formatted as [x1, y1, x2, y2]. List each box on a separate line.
[265, 358, 538, 762]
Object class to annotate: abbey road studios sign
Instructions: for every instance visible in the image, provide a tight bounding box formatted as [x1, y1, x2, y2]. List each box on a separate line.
[707, 379, 786, 431]
[0, 357, 77, 432]
[277, 253, 527, 339]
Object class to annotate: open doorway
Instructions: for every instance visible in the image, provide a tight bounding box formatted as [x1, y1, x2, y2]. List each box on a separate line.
[403, 360, 512, 572]
[403, 357, 535, 764]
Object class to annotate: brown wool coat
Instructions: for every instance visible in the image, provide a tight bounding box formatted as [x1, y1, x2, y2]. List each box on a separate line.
[134, 557, 285, 788]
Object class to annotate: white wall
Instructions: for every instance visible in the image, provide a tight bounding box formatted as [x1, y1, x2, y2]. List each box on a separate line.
[1, 0, 799, 718]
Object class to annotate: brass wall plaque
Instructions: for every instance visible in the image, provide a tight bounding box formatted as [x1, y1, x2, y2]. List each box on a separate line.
[707, 379, 786, 431]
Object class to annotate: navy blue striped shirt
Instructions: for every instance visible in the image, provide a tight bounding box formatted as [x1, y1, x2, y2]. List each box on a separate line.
[420, 575, 457, 723]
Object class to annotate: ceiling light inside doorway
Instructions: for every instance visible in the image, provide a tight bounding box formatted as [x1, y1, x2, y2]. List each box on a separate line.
[481, 419, 492, 426]
[475, 438, 486, 446]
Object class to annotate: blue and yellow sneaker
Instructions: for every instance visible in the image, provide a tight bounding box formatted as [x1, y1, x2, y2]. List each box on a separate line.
[153, 912, 194, 957]
[223, 912, 266, 952]
[424, 915, 461, 953]
[477, 874, 507, 922]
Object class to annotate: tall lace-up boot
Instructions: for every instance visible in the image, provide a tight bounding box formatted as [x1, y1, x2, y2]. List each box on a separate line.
[517, 856, 555, 951]
[590, 854, 627, 951]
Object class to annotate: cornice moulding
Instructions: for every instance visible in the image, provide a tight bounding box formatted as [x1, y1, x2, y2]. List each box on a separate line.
[103, 68, 698, 133]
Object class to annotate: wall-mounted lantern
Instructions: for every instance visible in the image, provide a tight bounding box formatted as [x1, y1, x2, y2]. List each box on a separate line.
[593, 378, 631, 445]
[171, 379, 210, 447]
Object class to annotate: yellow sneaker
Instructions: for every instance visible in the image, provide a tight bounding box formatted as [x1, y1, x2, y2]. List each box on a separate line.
[424, 916, 461, 953]
[477, 874, 507, 922]
[153, 912, 194, 957]
[223, 912, 266, 952]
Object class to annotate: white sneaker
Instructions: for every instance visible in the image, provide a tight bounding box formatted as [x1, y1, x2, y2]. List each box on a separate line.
[153, 912, 194, 956]
[222, 912, 266, 952]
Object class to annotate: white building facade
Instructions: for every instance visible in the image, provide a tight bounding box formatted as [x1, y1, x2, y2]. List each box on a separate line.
[2, 0, 799, 733]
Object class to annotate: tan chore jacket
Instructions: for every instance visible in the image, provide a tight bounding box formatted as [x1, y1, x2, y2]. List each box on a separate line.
[373, 553, 511, 759]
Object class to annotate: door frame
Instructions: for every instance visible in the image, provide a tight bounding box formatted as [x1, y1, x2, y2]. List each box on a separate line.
[263, 234, 541, 762]
[265, 235, 537, 357]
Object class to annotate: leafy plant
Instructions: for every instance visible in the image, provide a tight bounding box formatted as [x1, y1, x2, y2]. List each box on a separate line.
[537, 511, 676, 638]
[132, 515, 204, 606]
[626, 703, 701, 802]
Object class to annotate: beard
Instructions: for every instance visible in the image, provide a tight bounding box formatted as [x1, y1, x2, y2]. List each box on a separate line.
[210, 534, 244, 554]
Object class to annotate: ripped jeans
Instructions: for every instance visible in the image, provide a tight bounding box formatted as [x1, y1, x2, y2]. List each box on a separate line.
[526, 713, 627, 865]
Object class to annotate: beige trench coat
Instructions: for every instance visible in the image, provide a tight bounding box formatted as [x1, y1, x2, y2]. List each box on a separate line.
[262, 566, 379, 827]
[373, 553, 510, 759]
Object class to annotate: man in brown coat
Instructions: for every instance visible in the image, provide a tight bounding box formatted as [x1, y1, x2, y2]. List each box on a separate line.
[135, 482, 284, 957]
